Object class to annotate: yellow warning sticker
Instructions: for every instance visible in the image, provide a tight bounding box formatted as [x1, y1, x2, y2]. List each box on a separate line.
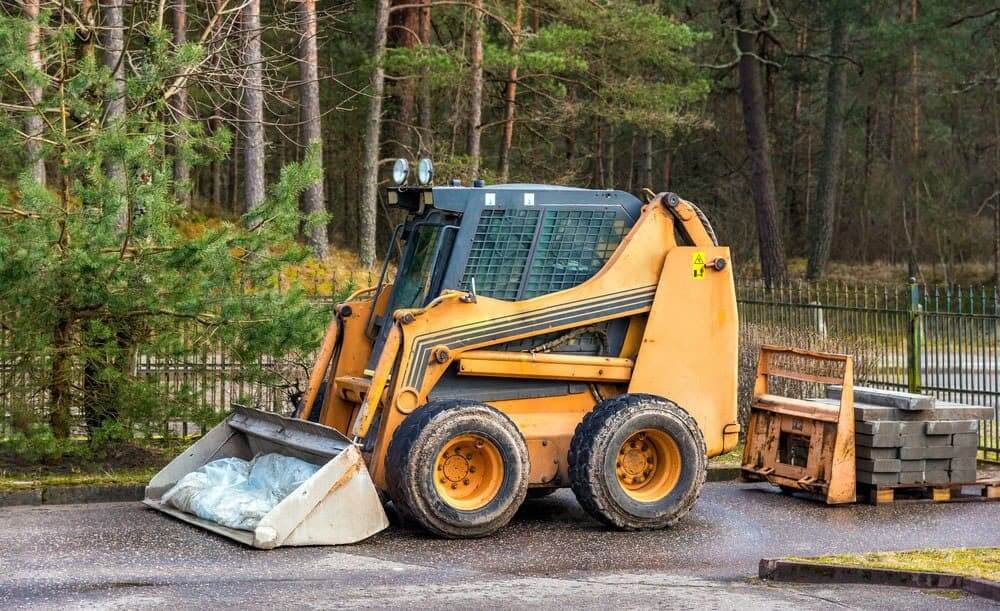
[692, 251, 706, 280]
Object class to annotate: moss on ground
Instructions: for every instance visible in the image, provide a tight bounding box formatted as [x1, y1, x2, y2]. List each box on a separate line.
[795, 548, 1000, 583]
[710, 442, 743, 466]
[0, 466, 160, 491]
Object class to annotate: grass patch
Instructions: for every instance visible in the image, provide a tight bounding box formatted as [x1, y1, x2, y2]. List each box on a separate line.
[0, 436, 192, 491]
[711, 442, 743, 466]
[796, 548, 1000, 583]
[0, 467, 160, 491]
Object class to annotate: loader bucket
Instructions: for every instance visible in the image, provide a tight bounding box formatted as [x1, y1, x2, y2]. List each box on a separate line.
[143, 406, 389, 548]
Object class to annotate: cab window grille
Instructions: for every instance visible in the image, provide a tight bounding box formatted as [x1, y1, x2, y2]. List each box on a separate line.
[522, 210, 626, 298]
[460, 209, 540, 300]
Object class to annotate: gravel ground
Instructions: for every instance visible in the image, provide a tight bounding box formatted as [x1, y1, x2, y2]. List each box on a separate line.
[1, 482, 998, 609]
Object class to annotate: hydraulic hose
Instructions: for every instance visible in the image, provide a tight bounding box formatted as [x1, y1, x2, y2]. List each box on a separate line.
[662, 191, 719, 246]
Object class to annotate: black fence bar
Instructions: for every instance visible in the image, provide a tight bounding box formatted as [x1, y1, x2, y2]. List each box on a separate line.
[737, 278, 1000, 462]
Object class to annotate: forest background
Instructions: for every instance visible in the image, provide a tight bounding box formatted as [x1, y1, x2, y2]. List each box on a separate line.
[0, 0, 998, 460]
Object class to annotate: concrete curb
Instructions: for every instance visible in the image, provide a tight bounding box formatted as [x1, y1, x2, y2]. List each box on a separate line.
[759, 558, 1000, 602]
[0, 484, 144, 508]
[0, 465, 742, 508]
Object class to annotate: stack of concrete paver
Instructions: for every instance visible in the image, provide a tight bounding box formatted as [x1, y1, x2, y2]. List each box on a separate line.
[825, 386, 993, 488]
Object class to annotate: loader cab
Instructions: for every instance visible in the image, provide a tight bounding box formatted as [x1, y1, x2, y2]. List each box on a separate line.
[368, 183, 644, 367]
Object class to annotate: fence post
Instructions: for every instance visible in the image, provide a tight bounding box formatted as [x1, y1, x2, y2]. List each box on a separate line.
[907, 277, 922, 393]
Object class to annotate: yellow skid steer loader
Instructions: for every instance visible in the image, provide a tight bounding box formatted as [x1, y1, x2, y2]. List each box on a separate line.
[146, 180, 740, 546]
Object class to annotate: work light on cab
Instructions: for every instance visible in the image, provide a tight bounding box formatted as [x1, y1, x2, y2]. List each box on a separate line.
[392, 158, 409, 185]
[417, 158, 434, 185]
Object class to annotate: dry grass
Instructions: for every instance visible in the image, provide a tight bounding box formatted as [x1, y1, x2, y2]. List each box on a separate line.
[277, 246, 382, 298]
[738, 323, 881, 428]
[174, 215, 382, 299]
[797, 548, 1000, 583]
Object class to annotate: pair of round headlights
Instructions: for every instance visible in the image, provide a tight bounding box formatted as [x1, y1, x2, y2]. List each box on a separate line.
[392, 158, 434, 186]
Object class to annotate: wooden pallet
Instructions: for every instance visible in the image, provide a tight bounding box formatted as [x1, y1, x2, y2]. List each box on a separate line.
[862, 479, 1000, 505]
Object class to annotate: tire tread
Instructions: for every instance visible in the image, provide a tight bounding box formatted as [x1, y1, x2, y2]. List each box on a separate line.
[568, 393, 706, 530]
[385, 400, 528, 538]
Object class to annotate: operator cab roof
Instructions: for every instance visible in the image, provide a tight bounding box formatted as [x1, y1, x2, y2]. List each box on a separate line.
[386, 183, 644, 221]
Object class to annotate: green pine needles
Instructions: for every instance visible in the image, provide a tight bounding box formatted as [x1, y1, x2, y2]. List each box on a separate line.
[0, 10, 327, 443]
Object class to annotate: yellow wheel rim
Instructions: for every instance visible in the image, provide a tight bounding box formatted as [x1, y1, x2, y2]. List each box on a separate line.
[433, 433, 504, 510]
[615, 429, 681, 502]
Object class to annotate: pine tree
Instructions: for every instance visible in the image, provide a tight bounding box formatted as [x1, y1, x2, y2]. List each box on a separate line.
[0, 5, 326, 438]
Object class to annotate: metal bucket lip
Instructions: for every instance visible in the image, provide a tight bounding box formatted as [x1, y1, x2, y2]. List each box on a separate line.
[227, 404, 352, 462]
[144, 421, 389, 548]
[143, 498, 258, 546]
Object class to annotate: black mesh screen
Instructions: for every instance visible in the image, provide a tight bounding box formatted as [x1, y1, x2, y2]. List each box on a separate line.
[522, 210, 626, 298]
[460, 209, 540, 300]
[460, 207, 626, 301]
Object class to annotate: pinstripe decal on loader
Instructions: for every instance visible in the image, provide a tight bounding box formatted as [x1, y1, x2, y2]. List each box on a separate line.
[404, 285, 658, 388]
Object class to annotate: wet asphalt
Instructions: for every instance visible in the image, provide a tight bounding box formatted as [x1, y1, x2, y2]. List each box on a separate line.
[1, 482, 998, 609]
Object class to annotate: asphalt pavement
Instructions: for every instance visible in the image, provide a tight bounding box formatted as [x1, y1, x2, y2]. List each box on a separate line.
[2, 482, 999, 609]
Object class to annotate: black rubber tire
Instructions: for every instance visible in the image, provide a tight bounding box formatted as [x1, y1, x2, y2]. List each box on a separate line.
[568, 393, 706, 530]
[385, 400, 530, 538]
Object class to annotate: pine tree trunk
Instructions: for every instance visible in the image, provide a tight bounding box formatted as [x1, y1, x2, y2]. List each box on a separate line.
[242, 0, 266, 212]
[466, 0, 484, 175]
[993, 65, 999, 285]
[49, 315, 73, 439]
[100, 0, 126, 218]
[229, 125, 240, 212]
[211, 107, 224, 209]
[323, 125, 336, 241]
[25, 0, 46, 186]
[605, 124, 616, 188]
[418, 0, 433, 155]
[661, 149, 671, 192]
[171, 0, 190, 206]
[497, 0, 523, 182]
[298, 0, 328, 257]
[904, 0, 921, 279]
[860, 96, 877, 262]
[806, 9, 849, 280]
[594, 122, 604, 187]
[785, 27, 807, 256]
[360, 0, 390, 267]
[100, 0, 126, 129]
[626, 130, 636, 192]
[734, 0, 786, 285]
[641, 135, 652, 189]
[390, 0, 420, 155]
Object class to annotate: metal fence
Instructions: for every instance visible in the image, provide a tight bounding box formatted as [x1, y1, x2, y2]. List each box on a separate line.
[3, 283, 999, 461]
[738, 279, 1000, 462]
[0, 325, 312, 438]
